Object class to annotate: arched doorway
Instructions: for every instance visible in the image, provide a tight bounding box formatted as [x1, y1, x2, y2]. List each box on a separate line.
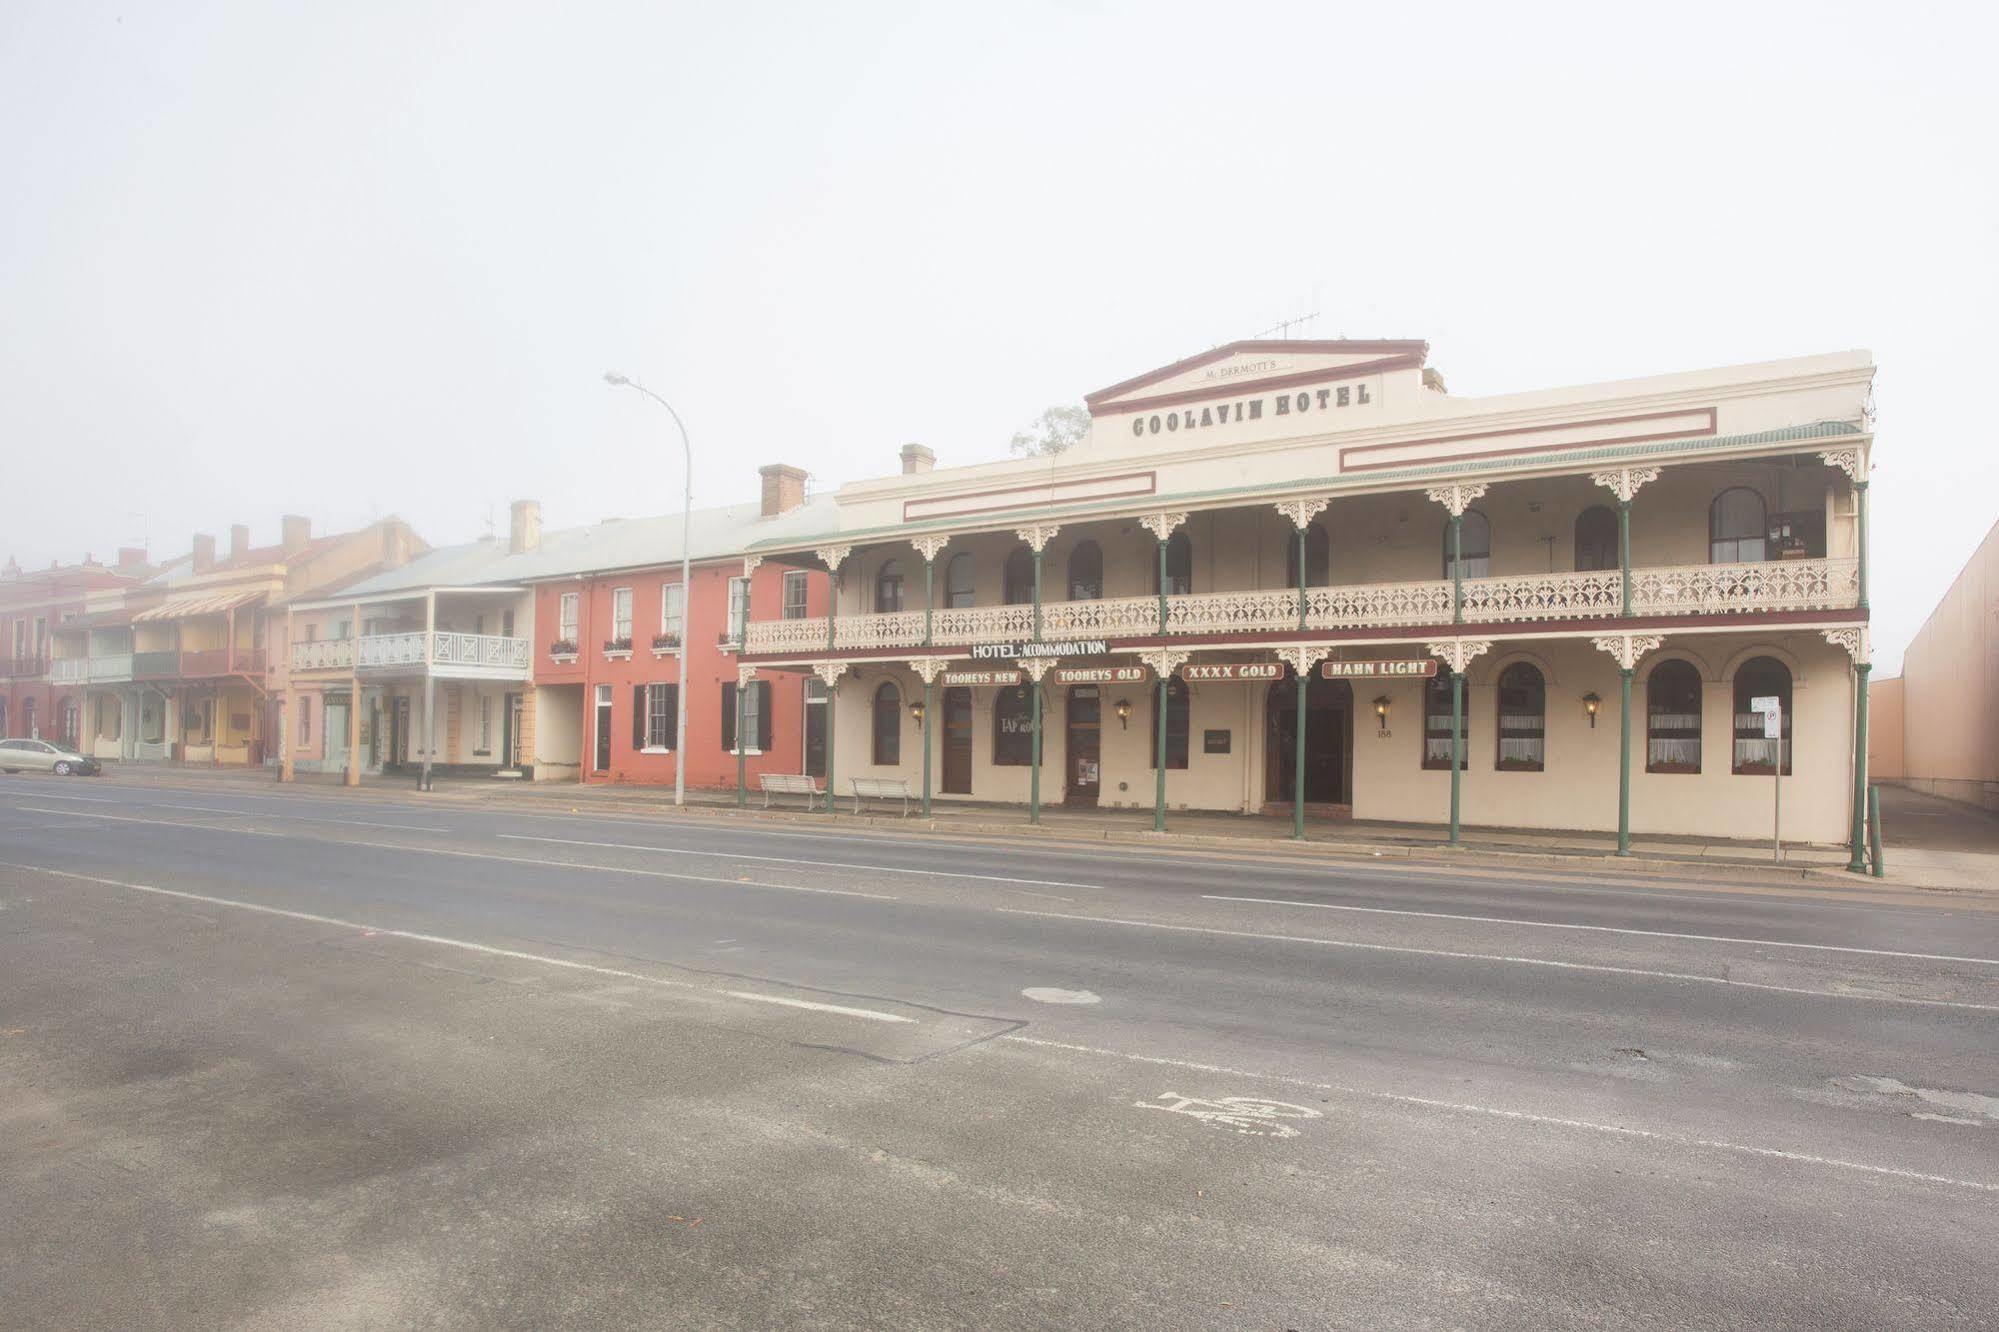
[1266, 672, 1353, 808]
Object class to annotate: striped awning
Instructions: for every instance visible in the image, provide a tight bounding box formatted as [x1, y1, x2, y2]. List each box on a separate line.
[130, 589, 267, 622]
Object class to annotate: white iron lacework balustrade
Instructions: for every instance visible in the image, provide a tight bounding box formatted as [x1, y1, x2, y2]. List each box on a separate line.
[432, 632, 530, 669]
[290, 639, 354, 670]
[1628, 558, 1857, 615]
[1311, 579, 1454, 629]
[745, 617, 832, 654]
[1459, 569, 1622, 622]
[933, 603, 1035, 644]
[1042, 594, 1159, 638]
[1164, 588, 1302, 634]
[833, 610, 928, 651]
[358, 632, 427, 668]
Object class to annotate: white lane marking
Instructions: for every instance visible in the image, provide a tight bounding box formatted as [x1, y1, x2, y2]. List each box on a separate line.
[497, 833, 1101, 890]
[11, 807, 899, 900]
[1202, 894, 1999, 967]
[995, 908, 1999, 1013]
[1136, 1092, 1323, 1138]
[1021, 987, 1101, 1005]
[0, 861, 914, 1024]
[1002, 1035, 1999, 1194]
[2, 791, 122, 803]
[152, 802, 448, 833]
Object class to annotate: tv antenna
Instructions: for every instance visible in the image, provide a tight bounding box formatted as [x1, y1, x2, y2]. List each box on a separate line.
[1250, 310, 1320, 341]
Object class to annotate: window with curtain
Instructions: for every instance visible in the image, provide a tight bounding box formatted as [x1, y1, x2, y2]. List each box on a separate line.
[1285, 523, 1331, 588]
[1003, 547, 1035, 605]
[1422, 668, 1468, 770]
[1151, 677, 1189, 769]
[1494, 663, 1545, 771]
[557, 592, 578, 644]
[721, 679, 771, 753]
[1067, 541, 1104, 600]
[875, 561, 905, 613]
[660, 583, 685, 641]
[1647, 659, 1702, 773]
[644, 682, 678, 749]
[610, 588, 633, 643]
[1443, 510, 1491, 579]
[1710, 488, 1768, 563]
[1575, 506, 1618, 571]
[872, 682, 901, 765]
[726, 577, 750, 642]
[1732, 656, 1791, 775]
[945, 553, 975, 608]
[993, 686, 1034, 764]
[1154, 531, 1193, 596]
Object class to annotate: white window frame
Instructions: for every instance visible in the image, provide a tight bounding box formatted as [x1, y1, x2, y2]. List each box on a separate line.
[611, 587, 633, 642]
[558, 592, 579, 643]
[478, 695, 493, 753]
[660, 583, 685, 641]
[726, 576, 750, 643]
[644, 681, 674, 752]
[783, 570, 809, 620]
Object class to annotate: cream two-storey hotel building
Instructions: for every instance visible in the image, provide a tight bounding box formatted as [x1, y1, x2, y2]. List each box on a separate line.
[732, 339, 1876, 860]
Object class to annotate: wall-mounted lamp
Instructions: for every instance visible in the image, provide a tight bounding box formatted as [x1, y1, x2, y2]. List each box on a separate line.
[1582, 691, 1601, 729]
[908, 700, 925, 725]
[1114, 697, 1132, 730]
[1373, 695, 1391, 726]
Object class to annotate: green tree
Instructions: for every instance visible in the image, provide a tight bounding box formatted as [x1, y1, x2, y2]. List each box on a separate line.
[1008, 404, 1090, 457]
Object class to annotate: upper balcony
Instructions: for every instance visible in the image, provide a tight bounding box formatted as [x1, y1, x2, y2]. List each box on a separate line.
[742, 556, 1859, 655]
[0, 654, 49, 679]
[289, 632, 529, 681]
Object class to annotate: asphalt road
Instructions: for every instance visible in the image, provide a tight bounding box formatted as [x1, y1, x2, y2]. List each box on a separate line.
[1, 774, 1995, 1330]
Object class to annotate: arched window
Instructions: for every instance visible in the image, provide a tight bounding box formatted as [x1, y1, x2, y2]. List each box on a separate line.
[1151, 677, 1190, 769]
[1067, 540, 1103, 600]
[1575, 506, 1619, 571]
[945, 553, 975, 608]
[1421, 668, 1468, 770]
[1285, 523, 1331, 588]
[1443, 510, 1491, 579]
[875, 560, 905, 613]
[1003, 547, 1035, 606]
[1732, 656, 1791, 775]
[1647, 659, 1702, 773]
[1710, 488, 1767, 563]
[1495, 663, 1545, 771]
[871, 681, 901, 765]
[1154, 531, 1193, 596]
[993, 685, 1034, 765]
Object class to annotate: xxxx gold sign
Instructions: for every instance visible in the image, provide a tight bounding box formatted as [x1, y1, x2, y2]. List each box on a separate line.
[1320, 659, 1438, 679]
[1179, 662, 1284, 682]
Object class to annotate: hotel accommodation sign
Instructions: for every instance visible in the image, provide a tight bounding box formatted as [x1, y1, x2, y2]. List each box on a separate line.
[1320, 659, 1438, 679]
[968, 639, 1110, 660]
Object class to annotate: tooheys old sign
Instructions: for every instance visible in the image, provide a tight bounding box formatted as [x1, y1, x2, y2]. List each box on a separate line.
[1054, 665, 1147, 685]
[1320, 659, 1438, 679]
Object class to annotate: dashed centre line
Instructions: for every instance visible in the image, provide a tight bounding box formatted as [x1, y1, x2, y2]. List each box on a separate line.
[498, 833, 1102, 889]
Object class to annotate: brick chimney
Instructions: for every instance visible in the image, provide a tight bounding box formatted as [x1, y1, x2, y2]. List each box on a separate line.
[192, 533, 215, 573]
[759, 465, 808, 518]
[899, 443, 935, 475]
[509, 499, 542, 555]
[230, 523, 251, 560]
[116, 547, 147, 572]
[281, 514, 311, 554]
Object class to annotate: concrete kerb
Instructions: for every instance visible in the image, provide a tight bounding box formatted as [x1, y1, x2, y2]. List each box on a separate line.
[48, 765, 1965, 895]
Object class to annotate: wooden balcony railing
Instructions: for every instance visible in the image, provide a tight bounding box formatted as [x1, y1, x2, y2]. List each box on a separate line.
[740, 557, 1860, 654]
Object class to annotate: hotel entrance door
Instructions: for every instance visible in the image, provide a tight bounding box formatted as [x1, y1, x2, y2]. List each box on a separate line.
[1065, 685, 1100, 807]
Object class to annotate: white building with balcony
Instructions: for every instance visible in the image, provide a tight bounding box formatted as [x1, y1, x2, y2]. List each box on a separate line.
[733, 339, 1876, 860]
[281, 539, 533, 783]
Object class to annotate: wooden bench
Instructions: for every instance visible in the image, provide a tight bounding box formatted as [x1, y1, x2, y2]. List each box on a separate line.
[850, 776, 913, 816]
[759, 773, 824, 809]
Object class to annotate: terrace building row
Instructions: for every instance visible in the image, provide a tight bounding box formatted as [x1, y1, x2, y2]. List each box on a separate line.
[7, 337, 1878, 865]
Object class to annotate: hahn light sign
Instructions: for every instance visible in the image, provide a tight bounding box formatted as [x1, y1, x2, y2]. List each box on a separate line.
[1320, 659, 1438, 679]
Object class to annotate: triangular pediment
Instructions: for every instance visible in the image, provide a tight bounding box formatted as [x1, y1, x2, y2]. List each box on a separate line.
[1084, 339, 1427, 417]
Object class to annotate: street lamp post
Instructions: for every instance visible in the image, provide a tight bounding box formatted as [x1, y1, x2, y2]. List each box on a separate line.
[604, 372, 693, 808]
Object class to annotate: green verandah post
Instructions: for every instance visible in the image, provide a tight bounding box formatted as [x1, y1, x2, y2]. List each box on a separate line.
[1155, 533, 1169, 834]
[735, 575, 749, 808]
[1617, 666, 1634, 856]
[821, 549, 845, 814]
[923, 552, 936, 819]
[1030, 542, 1044, 825]
[1448, 511, 1464, 844]
[1847, 474, 1872, 873]
[1618, 499, 1632, 617]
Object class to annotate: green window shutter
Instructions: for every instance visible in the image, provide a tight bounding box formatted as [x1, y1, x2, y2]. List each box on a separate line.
[755, 680, 773, 752]
[721, 682, 736, 752]
[632, 685, 645, 749]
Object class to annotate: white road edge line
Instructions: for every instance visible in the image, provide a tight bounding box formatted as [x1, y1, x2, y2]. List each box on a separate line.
[994, 908, 1999, 1013]
[0, 860, 914, 1024]
[998, 1035, 1999, 1194]
[498, 833, 1101, 890]
[151, 802, 449, 833]
[3, 791, 121, 803]
[10, 806, 900, 900]
[1202, 894, 1999, 967]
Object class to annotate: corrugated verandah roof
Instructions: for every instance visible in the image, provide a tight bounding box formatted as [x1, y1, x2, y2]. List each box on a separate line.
[742, 420, 1865, 554]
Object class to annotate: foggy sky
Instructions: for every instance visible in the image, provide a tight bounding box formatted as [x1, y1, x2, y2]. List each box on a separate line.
[3, 1, 1994, 673]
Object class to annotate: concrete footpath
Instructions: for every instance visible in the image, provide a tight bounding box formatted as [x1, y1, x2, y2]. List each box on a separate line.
[69, 763, 1999, 894]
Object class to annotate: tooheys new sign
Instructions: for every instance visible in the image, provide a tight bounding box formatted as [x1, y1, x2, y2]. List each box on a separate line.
[1320, 659, 1438, 679]
[939, 668, 1024, 687]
